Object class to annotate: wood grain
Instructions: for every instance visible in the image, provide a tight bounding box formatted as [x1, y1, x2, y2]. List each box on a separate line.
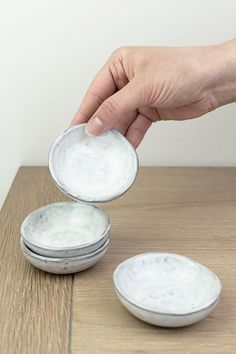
[0, 167, 72, 354]
[1, 167, 236, 353]
[71, 167, 236, 354]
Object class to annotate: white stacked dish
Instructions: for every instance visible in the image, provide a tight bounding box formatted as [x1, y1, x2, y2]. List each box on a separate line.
[20, 124, 139, 274]
[21, 202, 111, 274]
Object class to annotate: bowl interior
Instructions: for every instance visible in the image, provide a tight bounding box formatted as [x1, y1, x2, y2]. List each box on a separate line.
[21, 202, 110, 250]
[49, 124, 138, 202]
[114, 253, 221, 315]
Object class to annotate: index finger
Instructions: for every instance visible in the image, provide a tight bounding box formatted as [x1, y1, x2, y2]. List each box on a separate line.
[71, 65, 116, 125]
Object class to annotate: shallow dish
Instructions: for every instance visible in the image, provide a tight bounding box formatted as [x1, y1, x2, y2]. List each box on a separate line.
[113, 253, 222, 327]
[49, 124, 139, 203]
[20, 237, 109, 274]
[21, 202, 110, 257]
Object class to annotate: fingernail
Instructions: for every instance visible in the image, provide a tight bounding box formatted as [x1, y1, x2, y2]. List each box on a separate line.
[86, 116, 104, 136]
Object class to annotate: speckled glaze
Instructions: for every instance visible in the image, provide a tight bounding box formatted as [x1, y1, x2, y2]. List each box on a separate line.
[113, 253, 222, 327]
[21, 202, 110, 257]
[48, 124, 139, 203]
[20, 237, 109, 274]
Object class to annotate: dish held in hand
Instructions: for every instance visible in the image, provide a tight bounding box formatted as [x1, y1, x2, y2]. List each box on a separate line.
[49, 124, 139, 203]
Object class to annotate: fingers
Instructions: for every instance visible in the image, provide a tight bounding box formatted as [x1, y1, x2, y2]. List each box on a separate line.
[86, 77, 148, 135]
[71, 92, 103, 125]
[71, 65, 116, 126]
[113, 111, 137, 136]
[126, 114, 152, 148]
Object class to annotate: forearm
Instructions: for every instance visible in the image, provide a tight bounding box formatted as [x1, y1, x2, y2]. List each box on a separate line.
[209, 38, 236, 108]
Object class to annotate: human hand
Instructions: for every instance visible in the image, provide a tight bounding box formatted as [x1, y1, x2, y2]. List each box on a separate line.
[71, 40, 236, 148]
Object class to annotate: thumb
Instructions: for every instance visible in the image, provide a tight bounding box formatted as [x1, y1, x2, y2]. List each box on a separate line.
[86, 77, 145, 135]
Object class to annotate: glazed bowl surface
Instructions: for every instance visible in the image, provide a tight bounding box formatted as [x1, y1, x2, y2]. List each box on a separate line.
[21, 202, 110, 257]
[113, 252, 222, 327]
[20, 237, 109, 274]
[49, 124, 139, 203]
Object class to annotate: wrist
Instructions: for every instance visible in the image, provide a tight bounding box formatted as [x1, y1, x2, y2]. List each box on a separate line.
[207, 39, 236, 108]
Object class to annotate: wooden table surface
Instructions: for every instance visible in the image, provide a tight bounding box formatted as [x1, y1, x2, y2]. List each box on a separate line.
[0, 166, 236, 354]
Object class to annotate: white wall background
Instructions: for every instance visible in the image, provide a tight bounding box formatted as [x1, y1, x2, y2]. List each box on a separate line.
[1, 0, 236, 207]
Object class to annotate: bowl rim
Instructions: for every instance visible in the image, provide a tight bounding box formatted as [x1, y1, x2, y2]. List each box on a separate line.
[22, 233, 108, 255]
[113, 252, 222, 317]
[48, 124, 139, 203]
[20, 236, 109, 262]
[21, 201, 111, 251]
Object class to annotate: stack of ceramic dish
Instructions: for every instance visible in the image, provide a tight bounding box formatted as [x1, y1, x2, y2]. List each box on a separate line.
[20, 124, 139, 274]
[20, 202, 111, 274]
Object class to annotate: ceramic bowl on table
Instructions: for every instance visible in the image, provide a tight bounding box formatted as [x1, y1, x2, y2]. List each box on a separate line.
[21, 202, 111, 258]
[48, 124, 139, 203]
[113, 253, 222, 327]
[20, 202, 111, 274]
[20, 237, 109, 274]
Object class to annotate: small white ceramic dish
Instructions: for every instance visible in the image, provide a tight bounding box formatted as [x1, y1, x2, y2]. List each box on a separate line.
[20, 237, 109, 274]
[21, 202, 110, 257]
[113, 253, 222, 327]
[49, 124, 139, 203]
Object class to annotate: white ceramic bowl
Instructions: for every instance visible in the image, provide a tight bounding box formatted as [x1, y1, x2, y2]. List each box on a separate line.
[21, 202, 110, 257]
[113, 253, 222, 327]
[49, 124, 139, 203]
[20, 237, 109, 274]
